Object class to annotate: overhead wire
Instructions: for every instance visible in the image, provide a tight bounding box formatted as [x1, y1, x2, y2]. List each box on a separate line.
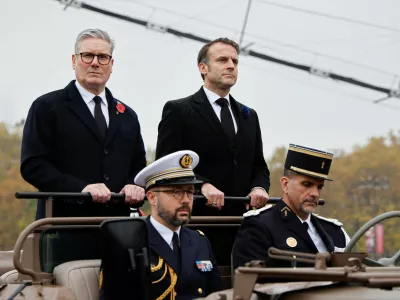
[92, 0, 397, 77]
[255, 0, 400, 33]
[240, 60, 400, 113]
[58, 0, 400, 100]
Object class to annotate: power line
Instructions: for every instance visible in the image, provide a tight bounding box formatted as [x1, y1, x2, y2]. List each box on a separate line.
[255, 0, 400, 33]
[57, 0, 400, 100]
[98, 0, 398, 77]
[241, 61, 400, 113]
[253, 40, 397, 77]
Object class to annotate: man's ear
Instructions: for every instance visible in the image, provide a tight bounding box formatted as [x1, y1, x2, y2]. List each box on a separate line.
[198, 62, 207, 77]
[72, 54, 76, 70]
[280, 176, 290, 194]
[147, 190, 156, 206]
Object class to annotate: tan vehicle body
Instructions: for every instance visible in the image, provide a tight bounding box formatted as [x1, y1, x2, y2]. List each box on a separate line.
[1, 208, 400, 300]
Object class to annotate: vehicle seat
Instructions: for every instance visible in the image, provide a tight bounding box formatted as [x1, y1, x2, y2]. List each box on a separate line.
[53, 259, 101, 300]
[0, 269, 19, 283]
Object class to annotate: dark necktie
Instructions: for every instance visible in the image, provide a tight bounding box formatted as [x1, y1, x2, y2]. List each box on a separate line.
[216, 98, 235, 140]
[93, 96, 107, 139]
[303, 222, 309, 231]
[172, 232, 181, 274]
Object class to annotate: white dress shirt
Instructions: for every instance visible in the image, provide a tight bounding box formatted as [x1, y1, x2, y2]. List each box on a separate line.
[298, 215, 327, 253]
[75, 81, 109, 127]
[203, 86, 237, 133]
[150, 216, 181, 250]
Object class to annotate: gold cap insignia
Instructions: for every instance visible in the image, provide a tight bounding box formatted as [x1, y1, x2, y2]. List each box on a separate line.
[321, 160, 325, 169]
[286, 237, 297, 248]
[180, 154, 193, 168]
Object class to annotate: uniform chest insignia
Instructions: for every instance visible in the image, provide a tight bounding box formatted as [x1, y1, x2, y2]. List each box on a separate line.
[313, 214, 343, 226]
[243, 204, 272, 217]
[286, 237, 297, 248]
[195, 260, 213, 272]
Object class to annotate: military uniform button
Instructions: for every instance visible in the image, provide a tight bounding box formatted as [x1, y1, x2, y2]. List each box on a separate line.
[104, 148, 108, 154]
[104, 174, 110, 180]
[198, 288, 202, 294]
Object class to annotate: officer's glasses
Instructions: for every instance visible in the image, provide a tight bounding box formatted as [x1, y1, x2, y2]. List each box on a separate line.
[153, 189, 197, 201]
[77, 52, 112, 65]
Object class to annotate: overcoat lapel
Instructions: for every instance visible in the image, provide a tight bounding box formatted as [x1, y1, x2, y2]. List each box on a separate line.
[104, 90, 123, 147]
[230, 96, 244, 153]
[66, 81, 104, 144]
[311, 216, 335, 252]
[276, 201, 318, 252]
[191, 88, 234, 154]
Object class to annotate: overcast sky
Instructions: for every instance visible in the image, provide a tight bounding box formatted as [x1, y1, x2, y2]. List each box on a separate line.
[2, 0, 400, 158]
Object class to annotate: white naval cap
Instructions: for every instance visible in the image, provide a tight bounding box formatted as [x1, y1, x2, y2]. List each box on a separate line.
[134, 150, 202, 190]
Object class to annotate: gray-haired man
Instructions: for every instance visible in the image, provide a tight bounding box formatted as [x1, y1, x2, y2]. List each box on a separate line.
[21, 29, 146, 219]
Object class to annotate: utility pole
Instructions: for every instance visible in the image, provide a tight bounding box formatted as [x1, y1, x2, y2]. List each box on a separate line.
[239, 0, 253, 47]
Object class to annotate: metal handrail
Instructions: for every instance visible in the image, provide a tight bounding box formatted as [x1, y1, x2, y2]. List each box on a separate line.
[15, 192, 325, 205]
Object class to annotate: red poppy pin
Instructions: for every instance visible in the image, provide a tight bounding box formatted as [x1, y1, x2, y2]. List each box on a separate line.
[116, 102, 125, 114]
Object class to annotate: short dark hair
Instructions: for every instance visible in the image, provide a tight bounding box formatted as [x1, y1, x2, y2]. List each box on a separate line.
[283, 168, 298, 179]
[197, 37, 240, 80]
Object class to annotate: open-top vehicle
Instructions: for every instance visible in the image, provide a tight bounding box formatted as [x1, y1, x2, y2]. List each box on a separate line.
[1, 193, 400, 300]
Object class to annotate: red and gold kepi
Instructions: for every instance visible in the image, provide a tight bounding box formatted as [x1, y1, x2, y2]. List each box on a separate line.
[284, 144, 333, 181]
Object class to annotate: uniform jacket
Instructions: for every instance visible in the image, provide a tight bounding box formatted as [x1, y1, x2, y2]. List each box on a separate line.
[155, 87, 270, 216]
[147, 218, 221, 300]
[20, 80, 146, 219]
[232, 200, 349, 269]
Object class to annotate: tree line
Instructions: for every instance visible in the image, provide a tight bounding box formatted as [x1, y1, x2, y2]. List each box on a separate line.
[0, 122, 399, 258]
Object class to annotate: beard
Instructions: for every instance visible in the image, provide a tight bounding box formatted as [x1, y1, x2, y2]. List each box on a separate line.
[157, 201, 192, 227]
[300, 199, 318, 215]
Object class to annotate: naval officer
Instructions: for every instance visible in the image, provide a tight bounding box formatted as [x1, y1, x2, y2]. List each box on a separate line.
[135, 150, 221, 299]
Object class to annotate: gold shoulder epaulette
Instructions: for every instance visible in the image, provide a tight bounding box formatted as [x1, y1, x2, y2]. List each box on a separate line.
[313, 214, 343, 226]
[243, 204, 272, 217]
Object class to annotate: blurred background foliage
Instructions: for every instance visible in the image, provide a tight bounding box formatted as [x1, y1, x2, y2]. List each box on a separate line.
[1, 121, 399, 260]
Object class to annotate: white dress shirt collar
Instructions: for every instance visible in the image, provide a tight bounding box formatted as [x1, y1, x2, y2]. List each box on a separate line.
[150, 216, 181, 250]
[297, 214, 312, 227]
[203, 86, 230, 106]
[297, 214, 327, 252]
[75, 80, 108, 107]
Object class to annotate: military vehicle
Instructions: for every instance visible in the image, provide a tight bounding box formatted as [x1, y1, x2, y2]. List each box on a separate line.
[1, 192, 400, 299]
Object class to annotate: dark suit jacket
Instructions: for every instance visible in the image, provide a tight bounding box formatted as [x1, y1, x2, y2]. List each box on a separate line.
[232, 200, 348, 269]
[156, 87, 270, 216]
[147, 218, 221, 300]
[21, 80, 146, 219]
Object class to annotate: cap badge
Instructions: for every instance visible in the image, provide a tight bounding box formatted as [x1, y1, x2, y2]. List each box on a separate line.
[286, 237, 297, 248]
[180, 154, 193, 168]
[321, 161, 325, 169]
